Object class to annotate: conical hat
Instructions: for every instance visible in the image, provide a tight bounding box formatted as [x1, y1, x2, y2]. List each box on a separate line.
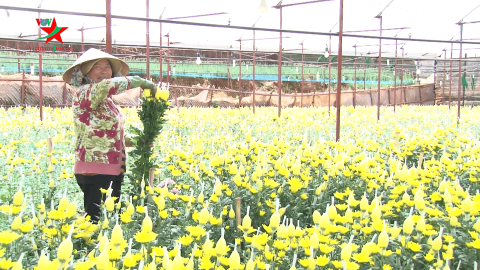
[62, 48, 129, 84]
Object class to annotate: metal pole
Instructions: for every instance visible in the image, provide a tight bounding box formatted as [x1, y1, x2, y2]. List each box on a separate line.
[63, 82, 67, 105]
[146, 0, 150, 80]
[401, 47, 404, 104]
[443, 50, 446, 104]
[167, 35, 170, 86]
[253, 29, 256, 113]
[364, 67, 366, 91]
[171, 40, 176, 106]
[301, 42, 304, 107]
[353, 45, 356, 107]
[38, 11, 43, 121]
[21, 71, 25, 106]
[377, 16, 382, 121]
[81, 27, 85, 52]
[394, 39, 397, 111]
[463, 59, 466, 107]
[277, 6, 282, 117]
[16, 41, 20, 73]
[328, 35, 331, 114]
[457, 23, 463, 123]
[159, 22, 162, 83]
[449, 43, 453, 109]
[105, 0, 112, 53]
[335, 0, 343, 142]
[239, 40, 242, 107]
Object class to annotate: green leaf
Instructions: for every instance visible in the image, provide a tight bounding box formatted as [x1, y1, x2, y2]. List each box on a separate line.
[462, 76, 468, 88]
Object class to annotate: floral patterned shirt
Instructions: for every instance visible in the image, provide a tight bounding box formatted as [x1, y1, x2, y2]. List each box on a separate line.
[73, 77, 132, 175]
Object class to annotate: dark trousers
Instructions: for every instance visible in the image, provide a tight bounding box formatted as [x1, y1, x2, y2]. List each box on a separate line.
[75, 174, 123, 223]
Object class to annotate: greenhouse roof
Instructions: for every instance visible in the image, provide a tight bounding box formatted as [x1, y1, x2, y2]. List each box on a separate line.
[1, 0, 480, 59]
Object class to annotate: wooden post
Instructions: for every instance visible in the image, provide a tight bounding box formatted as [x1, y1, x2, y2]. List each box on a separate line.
[21, 71, 25, 107]
[227, 67, 232, 90]
[418, 84, 422, 104]
[387, 88, 391, 105]
[209, 87, 214, 106]
[235, 197, 241, 233]
[63, 82, 67, 106]
[174, 85, 178, 108]
[418, 152, 424, 169]
[16, 41, 20, 73]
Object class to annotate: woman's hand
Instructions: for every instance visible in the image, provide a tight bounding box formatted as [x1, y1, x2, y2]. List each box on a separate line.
[141, 80, 155, 91]
[125, 136, 134, 147]
[124, 136, 153, 148]
[140, 138, 154, 148]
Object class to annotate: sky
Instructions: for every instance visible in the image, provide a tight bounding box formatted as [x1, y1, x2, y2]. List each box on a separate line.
[1, 0, 480, 59]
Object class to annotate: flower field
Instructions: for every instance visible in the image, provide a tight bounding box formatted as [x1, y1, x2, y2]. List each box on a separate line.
[1, 105, 480, 269]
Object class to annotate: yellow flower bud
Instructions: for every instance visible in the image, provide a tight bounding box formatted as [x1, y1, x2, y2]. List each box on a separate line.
[371, 205, 381, 221]
[57, 236, 73, 263]
[214, 180, 222, 197]
[416, 216, 426, 232]
[13, 190, 24, 206]
[215, 234, 227, 257]
[431, 235, 442, 251]
[126, 203, 135, 216]
[229, 247, 241, 269]
[312, 210, 321, 224]
[96, 247, 110, 270]
[473, 219, 480, 233]
[377, 227, 389, 248]
[229, 207, 235, 219]
[245, 258, 255, 270]
[443, 189, 452, 204]
[58, 196, 69, 212]
[449, 215, 459, 227]
[66, 202, 77, 218]
[172, 247, 184, 269]
[142, 215, 153, 232]
[309, 228, 319, 249]
[198, 192, 204, 204]
[11, 215, 22, 231]
[341, 243, 352, 261]
[270, 210, 280, 231]
[242, 213, 252, 231]
[360, 195, 369, 211]
[462, 195, 473, 214]
[403, 216, 414, 235]
[199, 206, 210, 225]
[156, 195, 166, 211]
[111, 224, 124, 247]
[37, 252, 51, 269]
[105, 197, 115, 212]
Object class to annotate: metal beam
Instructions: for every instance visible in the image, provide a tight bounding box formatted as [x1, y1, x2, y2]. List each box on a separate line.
[2, 5, 480, 45]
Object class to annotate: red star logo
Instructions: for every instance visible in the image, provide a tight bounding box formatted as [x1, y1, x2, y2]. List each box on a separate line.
[37, 18, 68, 44]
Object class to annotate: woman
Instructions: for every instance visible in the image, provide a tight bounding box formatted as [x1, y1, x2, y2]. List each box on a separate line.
[63, 48, 154, 222]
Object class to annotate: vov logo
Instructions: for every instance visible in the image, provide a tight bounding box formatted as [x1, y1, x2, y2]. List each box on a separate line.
[36, 17, 68, 44]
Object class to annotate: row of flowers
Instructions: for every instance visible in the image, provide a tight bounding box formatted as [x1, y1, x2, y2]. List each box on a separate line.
[0, 105, 480, 269]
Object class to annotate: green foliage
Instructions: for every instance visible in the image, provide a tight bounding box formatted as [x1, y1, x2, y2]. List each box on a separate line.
[127, 90, 170, 197]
